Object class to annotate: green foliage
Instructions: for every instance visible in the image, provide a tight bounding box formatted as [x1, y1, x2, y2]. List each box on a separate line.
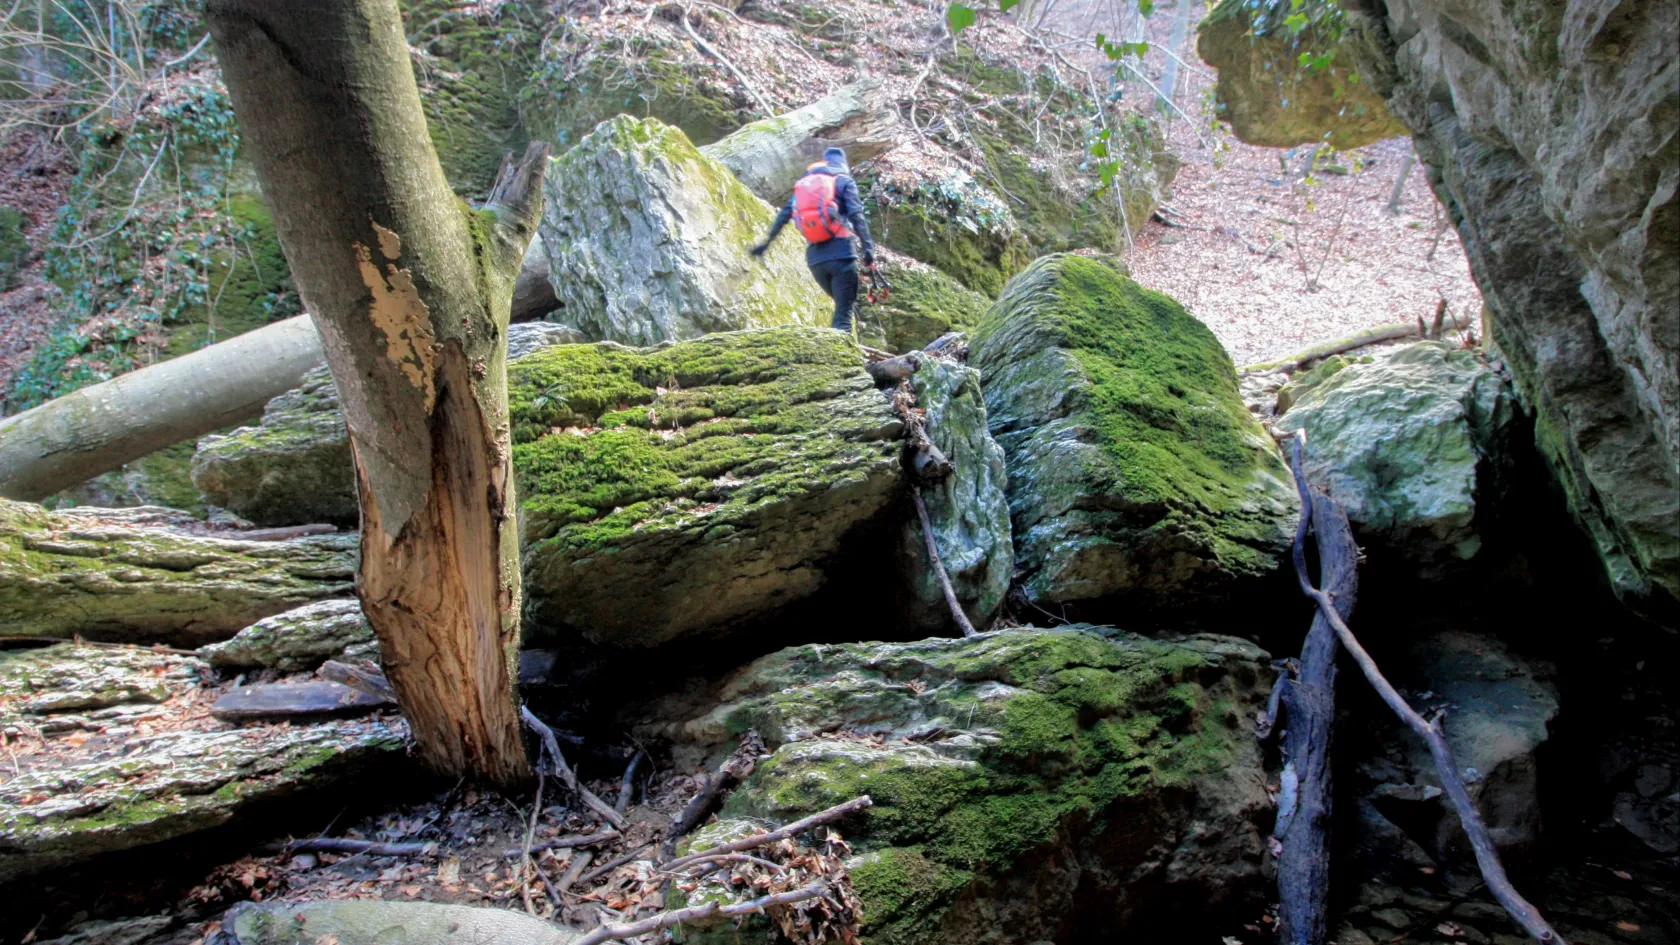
[0, 208, 29, 292]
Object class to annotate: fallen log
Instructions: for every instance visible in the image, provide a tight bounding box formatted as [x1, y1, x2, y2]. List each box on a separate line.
[1283, 432, 1566, 945]
[1272, 435, 1359, 945]
[701, 77, 901, 204]
[0, 315, 323, 502]
[1239, 310, 1472, 375]
[0, 499, 357, 645]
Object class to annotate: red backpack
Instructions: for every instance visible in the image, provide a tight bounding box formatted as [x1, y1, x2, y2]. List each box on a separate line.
[793, 166, 853, 243]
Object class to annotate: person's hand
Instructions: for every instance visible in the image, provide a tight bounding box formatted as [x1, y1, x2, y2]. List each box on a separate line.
[749, 242, 769, 259]
[863, 250, 876, 268]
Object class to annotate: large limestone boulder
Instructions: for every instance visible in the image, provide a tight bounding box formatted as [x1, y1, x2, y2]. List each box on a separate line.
[1346, 0, 1679, 620]
[855, 251, 992, 354]
[0, 643, 407, 881]
[225, 900, 579, 945]
[969, 255, 1298, 615]
[538, 116, 827, 346]
[900, 358, 1012, 633]
[197, 599, 376, 672]
[190, 323, 587, 529]
[0, 502, 356, 646]
[1197, 0, 1405, 149]
[513, 327, 905, 648]
[1274, 342, 1517, 576]
[643, 628, 1273, 943]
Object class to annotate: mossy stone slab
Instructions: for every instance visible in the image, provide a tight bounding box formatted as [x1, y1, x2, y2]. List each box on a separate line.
[970, 254, 1297, 615]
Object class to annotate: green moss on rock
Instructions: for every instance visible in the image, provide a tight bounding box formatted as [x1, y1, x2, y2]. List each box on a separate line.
[163, 194, 297, 358]
[522, 49, 747, 150]
[1197, 0, 1406, 149]
[513, 327, 905, 648]
[970, 254, 1297, 613]
[855, 253, 992, 353]
[47, 441, 208, 518]
[650, 628, 1271, 943]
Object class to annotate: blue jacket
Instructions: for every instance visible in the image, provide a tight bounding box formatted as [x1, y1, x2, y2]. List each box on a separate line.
[764, 164, 876, 266]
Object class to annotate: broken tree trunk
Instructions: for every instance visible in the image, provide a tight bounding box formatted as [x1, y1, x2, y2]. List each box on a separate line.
[206, 0, 544, 786]
[701, 77, 901, 204]
[0, 499, 355, 645]
[1283, 433, 1567, 945]
[1274, 435, 1359, 945]
[0, 315, 323, 502]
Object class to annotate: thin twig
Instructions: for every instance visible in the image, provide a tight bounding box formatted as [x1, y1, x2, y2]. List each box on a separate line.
[615, 750, 645, 816]
[663, 796, 872, 872]
[666, 852, 787, 875]
[913, 486, 979, 637]
[501, 828, 622, 858]
[559, 850, 593, 892]
[578, 842, 656, 884]
[277, 837, 428, 857]
[520, 769, 546, 915]
[573, 883, 830, 945]
[680, 7, 775, 117]
[1285, 433, 1566, 945]
[521, 707, 629, 830]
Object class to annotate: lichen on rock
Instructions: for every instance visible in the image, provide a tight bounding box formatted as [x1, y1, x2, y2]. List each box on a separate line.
[0, 500, 357, 646]
[900, 358, 1012, 633]
[1274, 341, 1517, 576]
[970, 254, 1298, 615]
[513, 326, 905, 648]
[538, 116, 828, 346]
[644, 628, 1273, 943]
[197, 599, 376, 672]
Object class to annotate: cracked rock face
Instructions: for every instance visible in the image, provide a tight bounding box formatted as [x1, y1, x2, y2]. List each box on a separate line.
[197, 600, 376, 672]
[513, 327, 905, 648]
[0, 643, 407, 882]
[970, 254, 1298, 616]
[1345, 0, 1679, 619]
[639, 628, 1273, 944]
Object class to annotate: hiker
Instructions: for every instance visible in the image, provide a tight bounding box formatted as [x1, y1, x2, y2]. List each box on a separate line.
[750, 147, 876, 333]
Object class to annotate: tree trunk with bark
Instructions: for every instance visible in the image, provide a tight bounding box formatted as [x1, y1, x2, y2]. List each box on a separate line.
[205, 0, 544, 786]
[701, 78, 901, 203]
[0, 315, 323, 502]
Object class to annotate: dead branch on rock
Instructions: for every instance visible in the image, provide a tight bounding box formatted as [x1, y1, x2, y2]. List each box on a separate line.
[501, 828, 622, 858]
[1240, 309, 1474, 375]
[891, 380, 953, 483]
[521, 707, 629, 830]
[579, 842, 656, 884]
[663, 730, 766, 856]
[573, 882, 830, 945]
[1284, 432, 1566, 945]
[662, 796, 873, 873]
[913, 486, 979, 638]
[615, 750, 645, 815]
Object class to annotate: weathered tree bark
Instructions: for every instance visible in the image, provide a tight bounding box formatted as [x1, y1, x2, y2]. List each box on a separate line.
[0, 499, 356, 645]
[701, 78, 901, 203]
[0, 315, 323, 502]
[205, 0, 544, 785]
[1274, 436, 1359, 945]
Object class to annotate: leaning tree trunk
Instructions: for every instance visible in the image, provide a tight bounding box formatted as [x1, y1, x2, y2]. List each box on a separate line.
[701, 78, 901, 203]
[205, 0, 544, 785]
[0, 499, 356, 645]
[0, 315, 323, 502]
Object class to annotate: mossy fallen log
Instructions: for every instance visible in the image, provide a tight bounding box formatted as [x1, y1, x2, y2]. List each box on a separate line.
[0, 500, 356, 646]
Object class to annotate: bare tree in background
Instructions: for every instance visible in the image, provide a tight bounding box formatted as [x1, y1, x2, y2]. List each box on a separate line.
[204, 0, 547, 785]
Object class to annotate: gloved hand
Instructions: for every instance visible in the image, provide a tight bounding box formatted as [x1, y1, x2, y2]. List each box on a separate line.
[749, 242, 769, 259]
[863, 250, 876, 268]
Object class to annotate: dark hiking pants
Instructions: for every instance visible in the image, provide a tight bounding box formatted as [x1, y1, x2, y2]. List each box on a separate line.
[808, 257, 860, 333]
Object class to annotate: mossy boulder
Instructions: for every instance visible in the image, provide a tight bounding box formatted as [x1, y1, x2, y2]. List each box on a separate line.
[872, 167, 1033, 298]
[1197, 0, 1405, 150]
[644, 628, 1272, 944]
[189, 322, 585, 529]
[539, 116, 827, 346]
[855, 252, 992, 354]
[0, 643, 408, 882]
[900, 359, 1012, 633]
[970, 255, 1297, 615]
[191, 366, 357, 528]
[514, 327, 905, 648]
[197, 600, 376, 672]
[0, 501, 356, 646]
[48, 442, 208, 518]
[1274, 342, 1517, 577]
